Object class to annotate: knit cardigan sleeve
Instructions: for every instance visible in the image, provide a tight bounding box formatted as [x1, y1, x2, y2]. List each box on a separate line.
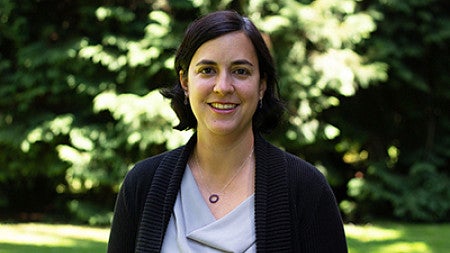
[107, 154, 164, 253]
[286, 152, 348, 252]
[107, 134, 347, 252]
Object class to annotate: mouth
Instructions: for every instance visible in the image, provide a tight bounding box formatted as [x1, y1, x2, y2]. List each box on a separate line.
[209, 102, 238, 110]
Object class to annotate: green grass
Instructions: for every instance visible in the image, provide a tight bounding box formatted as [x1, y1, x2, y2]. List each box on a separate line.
[0, 223, 109, 253]
[346, 222, 450, 253]
[0, 222, 449, 252]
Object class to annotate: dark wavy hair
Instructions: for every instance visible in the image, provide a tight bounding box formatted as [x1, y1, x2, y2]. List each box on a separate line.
[161, 10, 285, 133]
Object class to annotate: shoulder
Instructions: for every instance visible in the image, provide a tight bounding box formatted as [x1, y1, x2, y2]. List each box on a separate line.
[284, 151, 328, 187]
[281, 149, 331, 201]
[120, 133, 196, 202]
[259, 137, 327, 186]
[260, 138, 331, 203]
[121, 147, 184, 196]
[279, 149, 339, 220]
[115, 147, 185, 219]
[127, 147, 183, 180]
[256, 135, 330, 200]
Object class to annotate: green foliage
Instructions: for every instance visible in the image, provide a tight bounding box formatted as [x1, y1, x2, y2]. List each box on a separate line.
[347, 161, 450, 222]
[245, 0, 387, 146]
[331, 0, 450, 222]
[1, 0, 448, 224]
[0, 0, 183, 220]
[68, 200, 113, 226]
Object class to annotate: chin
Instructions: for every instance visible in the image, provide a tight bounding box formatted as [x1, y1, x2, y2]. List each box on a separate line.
[206, 123, 252, 136]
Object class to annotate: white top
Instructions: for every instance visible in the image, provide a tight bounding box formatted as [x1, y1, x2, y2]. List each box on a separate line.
[161, 165, 256, 253]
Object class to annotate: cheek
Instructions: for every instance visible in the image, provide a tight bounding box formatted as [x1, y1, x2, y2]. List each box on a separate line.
[237, 80, 262, 98]
[188, 78, 212, 99]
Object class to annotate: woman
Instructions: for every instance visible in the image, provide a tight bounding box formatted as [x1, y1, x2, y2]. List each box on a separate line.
[108, 10, 347, 253]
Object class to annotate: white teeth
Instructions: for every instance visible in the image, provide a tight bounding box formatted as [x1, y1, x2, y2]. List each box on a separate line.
[210, 103, 236, 110]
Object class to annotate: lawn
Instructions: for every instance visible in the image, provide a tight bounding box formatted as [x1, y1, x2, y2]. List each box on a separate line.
[0, 223, 109, 253]
[345, 222, 450, 253]
[0, 222, 449, 252]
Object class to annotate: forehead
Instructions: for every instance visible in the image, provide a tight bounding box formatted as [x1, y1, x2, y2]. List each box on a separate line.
[190, 31, 259, 66]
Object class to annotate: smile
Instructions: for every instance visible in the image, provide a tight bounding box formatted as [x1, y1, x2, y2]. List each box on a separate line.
[209, 102, 238, 110]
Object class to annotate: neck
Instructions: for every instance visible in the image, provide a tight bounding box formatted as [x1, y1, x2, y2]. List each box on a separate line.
[194, 128, 255, 178]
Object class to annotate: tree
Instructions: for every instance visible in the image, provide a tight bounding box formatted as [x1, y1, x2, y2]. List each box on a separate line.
[0, 0, 189, 223]
[327, 0, 450, 222]
[1, 0, 447, 224]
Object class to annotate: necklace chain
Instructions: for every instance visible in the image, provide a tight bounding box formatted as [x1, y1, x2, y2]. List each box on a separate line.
[194, 145, 254, 204]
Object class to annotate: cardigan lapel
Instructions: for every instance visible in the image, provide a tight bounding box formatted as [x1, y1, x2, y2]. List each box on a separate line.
[135, 133, 292, 252]
[135, 134, 197, 252]
[254, 134, 292, 252]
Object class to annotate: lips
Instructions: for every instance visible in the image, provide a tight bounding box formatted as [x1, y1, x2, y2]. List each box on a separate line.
[209, 102, 238, 110]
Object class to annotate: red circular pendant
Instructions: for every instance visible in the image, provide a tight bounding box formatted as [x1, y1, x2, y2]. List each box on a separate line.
[209, 194, 219, 203]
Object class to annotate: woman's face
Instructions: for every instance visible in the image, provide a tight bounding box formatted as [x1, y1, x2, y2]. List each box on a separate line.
[181, 31, 266, 137]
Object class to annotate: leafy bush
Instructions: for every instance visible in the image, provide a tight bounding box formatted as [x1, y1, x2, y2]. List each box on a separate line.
[1, 0, 448, 223]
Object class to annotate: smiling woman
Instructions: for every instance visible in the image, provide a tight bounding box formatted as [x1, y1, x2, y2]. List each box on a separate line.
[107, 10, 347, 253]
[181, 31, 265, 138]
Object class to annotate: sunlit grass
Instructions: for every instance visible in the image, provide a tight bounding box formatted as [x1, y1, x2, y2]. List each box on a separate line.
[345, 222, 450, 253]
[0, 222, 449, 252]
[345, 223, 402, 242]
[0, 223, 109, 253]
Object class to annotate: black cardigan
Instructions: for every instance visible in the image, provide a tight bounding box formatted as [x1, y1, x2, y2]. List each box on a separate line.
[107, 133, 348, 252]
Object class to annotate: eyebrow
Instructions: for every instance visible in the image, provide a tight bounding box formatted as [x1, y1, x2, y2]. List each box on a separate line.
[195, 59, 254, 67]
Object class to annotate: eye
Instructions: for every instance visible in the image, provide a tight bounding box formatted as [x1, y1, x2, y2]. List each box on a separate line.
[199, 67, 216, 75]
[233, 68, 251, 76]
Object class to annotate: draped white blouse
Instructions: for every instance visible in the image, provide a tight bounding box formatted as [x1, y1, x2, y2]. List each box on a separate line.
[161, 165, 256, 253]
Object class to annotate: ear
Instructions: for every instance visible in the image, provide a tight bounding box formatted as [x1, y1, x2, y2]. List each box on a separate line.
[259, 77, 267, 99]
[179, 70, 188, 93]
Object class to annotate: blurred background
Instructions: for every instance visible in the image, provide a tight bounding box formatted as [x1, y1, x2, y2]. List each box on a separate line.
[0, 0, 449, 251]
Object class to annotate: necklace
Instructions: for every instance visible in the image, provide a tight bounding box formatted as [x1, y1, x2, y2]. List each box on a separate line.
[194, 146, 254, 204]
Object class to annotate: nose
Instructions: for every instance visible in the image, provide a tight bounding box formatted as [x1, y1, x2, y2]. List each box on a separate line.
[213, 72, 234, 95]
